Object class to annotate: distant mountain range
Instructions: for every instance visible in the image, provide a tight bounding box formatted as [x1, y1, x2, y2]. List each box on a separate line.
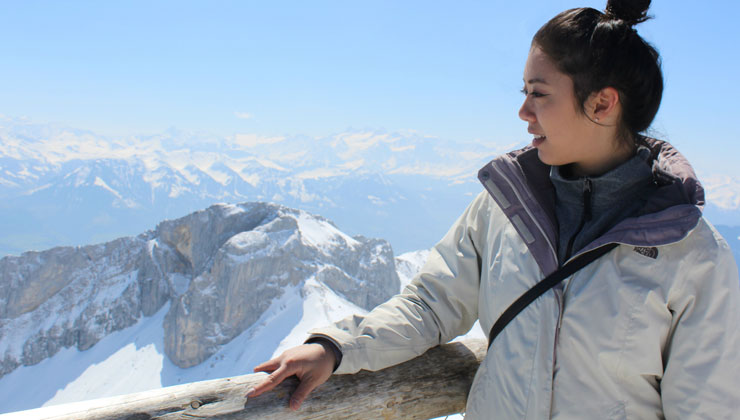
[4, 117, 737, 259]
[0, 117, 520, 256]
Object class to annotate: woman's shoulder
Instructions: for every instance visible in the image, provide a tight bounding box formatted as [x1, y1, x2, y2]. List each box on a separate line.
[683, 217, 732, 250]
[686, 217, 737, 262]
[664, 216, 739, 292]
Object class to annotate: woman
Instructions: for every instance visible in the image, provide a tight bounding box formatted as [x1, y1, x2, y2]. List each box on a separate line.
[248, 1, 740, 418]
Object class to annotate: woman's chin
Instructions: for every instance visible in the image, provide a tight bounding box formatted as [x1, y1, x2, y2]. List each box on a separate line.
[535, 148, 566, 168]
[535, 147, 552, 164]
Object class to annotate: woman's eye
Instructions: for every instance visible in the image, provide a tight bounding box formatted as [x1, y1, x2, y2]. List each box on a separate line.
[520, 88, 546, 98]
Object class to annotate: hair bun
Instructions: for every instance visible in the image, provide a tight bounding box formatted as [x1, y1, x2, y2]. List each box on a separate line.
[605, 0, 651, 26]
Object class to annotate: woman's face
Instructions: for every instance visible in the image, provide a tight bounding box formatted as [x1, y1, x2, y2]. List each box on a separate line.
[519, 46, 613, 175]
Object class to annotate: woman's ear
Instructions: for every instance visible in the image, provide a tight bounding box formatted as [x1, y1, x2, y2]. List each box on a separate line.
[589, 87, 620, 123]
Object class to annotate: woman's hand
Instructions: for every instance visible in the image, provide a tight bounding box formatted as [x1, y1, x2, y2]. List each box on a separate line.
[247, 343, 336, 410]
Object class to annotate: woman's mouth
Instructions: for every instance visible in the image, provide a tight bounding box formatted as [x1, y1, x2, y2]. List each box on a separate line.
[532, 135, 546, 147]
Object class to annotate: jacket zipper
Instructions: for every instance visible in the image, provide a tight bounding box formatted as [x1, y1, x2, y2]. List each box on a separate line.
[554, 178, 593, 390]
[564, 178, 593, 262]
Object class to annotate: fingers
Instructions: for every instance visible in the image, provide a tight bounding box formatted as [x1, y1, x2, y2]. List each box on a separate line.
[288, 348, 335, 410]
[247, 344, 336, 409]
[248, 365, 290, 398]
[253, 358, 280, 373]
[289, 374, 322, 411]
[248, 357, 282, 397]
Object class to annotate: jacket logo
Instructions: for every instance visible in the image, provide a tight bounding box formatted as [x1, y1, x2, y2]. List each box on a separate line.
[633, 246, 658, 259]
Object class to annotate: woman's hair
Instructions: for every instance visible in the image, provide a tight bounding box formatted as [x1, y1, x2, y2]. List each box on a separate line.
[533, 0, 663, 149]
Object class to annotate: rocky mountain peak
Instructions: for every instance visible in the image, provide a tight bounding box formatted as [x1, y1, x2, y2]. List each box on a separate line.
[0, 202, 400, 376]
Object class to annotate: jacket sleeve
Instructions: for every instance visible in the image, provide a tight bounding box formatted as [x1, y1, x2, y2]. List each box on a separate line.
[308, 191, 491, 374]
[662, 224, 740, 419]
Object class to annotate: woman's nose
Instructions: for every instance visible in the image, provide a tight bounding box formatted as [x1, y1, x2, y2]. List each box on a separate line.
[518, 99, 535, 123]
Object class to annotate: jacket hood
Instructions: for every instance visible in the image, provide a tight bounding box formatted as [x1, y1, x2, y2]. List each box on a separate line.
[477, 138, 704, 275]
[642, 137, 705, 211]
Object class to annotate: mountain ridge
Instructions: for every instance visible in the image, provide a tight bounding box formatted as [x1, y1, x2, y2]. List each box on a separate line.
[0, 117, 528, 255]
[0, 201, 400, 380]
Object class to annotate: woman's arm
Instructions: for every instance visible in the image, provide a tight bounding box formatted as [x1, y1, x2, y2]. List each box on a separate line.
[248, 191, 491, 407]
[662, 225, 740, 418]
[307, 191, 489, 374]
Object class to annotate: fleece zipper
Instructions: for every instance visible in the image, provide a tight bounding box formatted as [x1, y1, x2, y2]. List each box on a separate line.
[554, 178, 592, 390]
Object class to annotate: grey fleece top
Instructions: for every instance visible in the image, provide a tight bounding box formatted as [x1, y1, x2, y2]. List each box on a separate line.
[551, 147, 656, 265]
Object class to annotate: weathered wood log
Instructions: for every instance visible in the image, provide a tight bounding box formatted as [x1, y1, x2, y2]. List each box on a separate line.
[0, 339, 486, 420]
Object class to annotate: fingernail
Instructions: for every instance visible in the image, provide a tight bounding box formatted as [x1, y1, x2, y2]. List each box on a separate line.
[246, 388, 254, 397]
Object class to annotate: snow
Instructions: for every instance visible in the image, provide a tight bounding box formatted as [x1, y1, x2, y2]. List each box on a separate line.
[296, 167, 346, 180]
[22, 183, 52, 195]
[92, 271, 138, 307]
[240, 172, 260, 187]
[218, 202, 247, 217]
[2, 118, 511, 200]
[44, 343, 164, 407]
[71, 166, 91, 187]
[93, 176, 138, 208]
[272, 277, 367, 356]
[232, 133, 285, 148]
[396, 249, 431, 290]
[703, 174, 740, 210]
[0, 305, 168, 414]
[295, 211, 360, 251]
[168, 182, 189, 198]
[224, 231, 271, 262]
[253, 157, 286, 171]
[204, 167, 231, 186]
[368, 194, 386, 206]
[390, 144, 415, 152]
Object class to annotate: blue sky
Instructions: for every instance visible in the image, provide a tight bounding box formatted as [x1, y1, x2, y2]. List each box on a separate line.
[2, 0, 739, 175]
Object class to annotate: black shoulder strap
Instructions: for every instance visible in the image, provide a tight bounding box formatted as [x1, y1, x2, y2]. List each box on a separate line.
[488, 243, 619, 349]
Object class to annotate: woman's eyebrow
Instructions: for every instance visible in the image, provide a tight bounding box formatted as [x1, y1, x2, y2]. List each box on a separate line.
[524, 77, 549, 85]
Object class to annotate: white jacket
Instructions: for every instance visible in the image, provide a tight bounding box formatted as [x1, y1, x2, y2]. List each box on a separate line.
[310, 139, 740, 419]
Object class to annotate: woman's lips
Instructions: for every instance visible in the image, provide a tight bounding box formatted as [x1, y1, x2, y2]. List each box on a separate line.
[532, 135, 546, 147]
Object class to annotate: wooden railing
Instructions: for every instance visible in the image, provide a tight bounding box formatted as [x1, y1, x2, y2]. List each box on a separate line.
[0, 339, 486, 420]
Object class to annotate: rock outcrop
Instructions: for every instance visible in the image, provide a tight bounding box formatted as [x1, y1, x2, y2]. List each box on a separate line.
[0, 202, 400, 375]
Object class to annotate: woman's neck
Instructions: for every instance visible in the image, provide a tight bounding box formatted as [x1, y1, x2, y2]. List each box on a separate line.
[570, 141, 636, 178]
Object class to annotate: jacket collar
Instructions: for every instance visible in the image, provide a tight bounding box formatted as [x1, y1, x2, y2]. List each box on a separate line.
[478, 138, 704, 275]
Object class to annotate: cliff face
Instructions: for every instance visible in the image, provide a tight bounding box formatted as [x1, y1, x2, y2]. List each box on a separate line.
[158, 204, 399, 368]
[0, 202, 400, 375]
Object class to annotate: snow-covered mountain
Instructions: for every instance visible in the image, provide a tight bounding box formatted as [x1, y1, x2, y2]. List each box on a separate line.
[0, 202, 410, 414]
[702, 175, 740, 226]
[0, 117, 520, 257]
